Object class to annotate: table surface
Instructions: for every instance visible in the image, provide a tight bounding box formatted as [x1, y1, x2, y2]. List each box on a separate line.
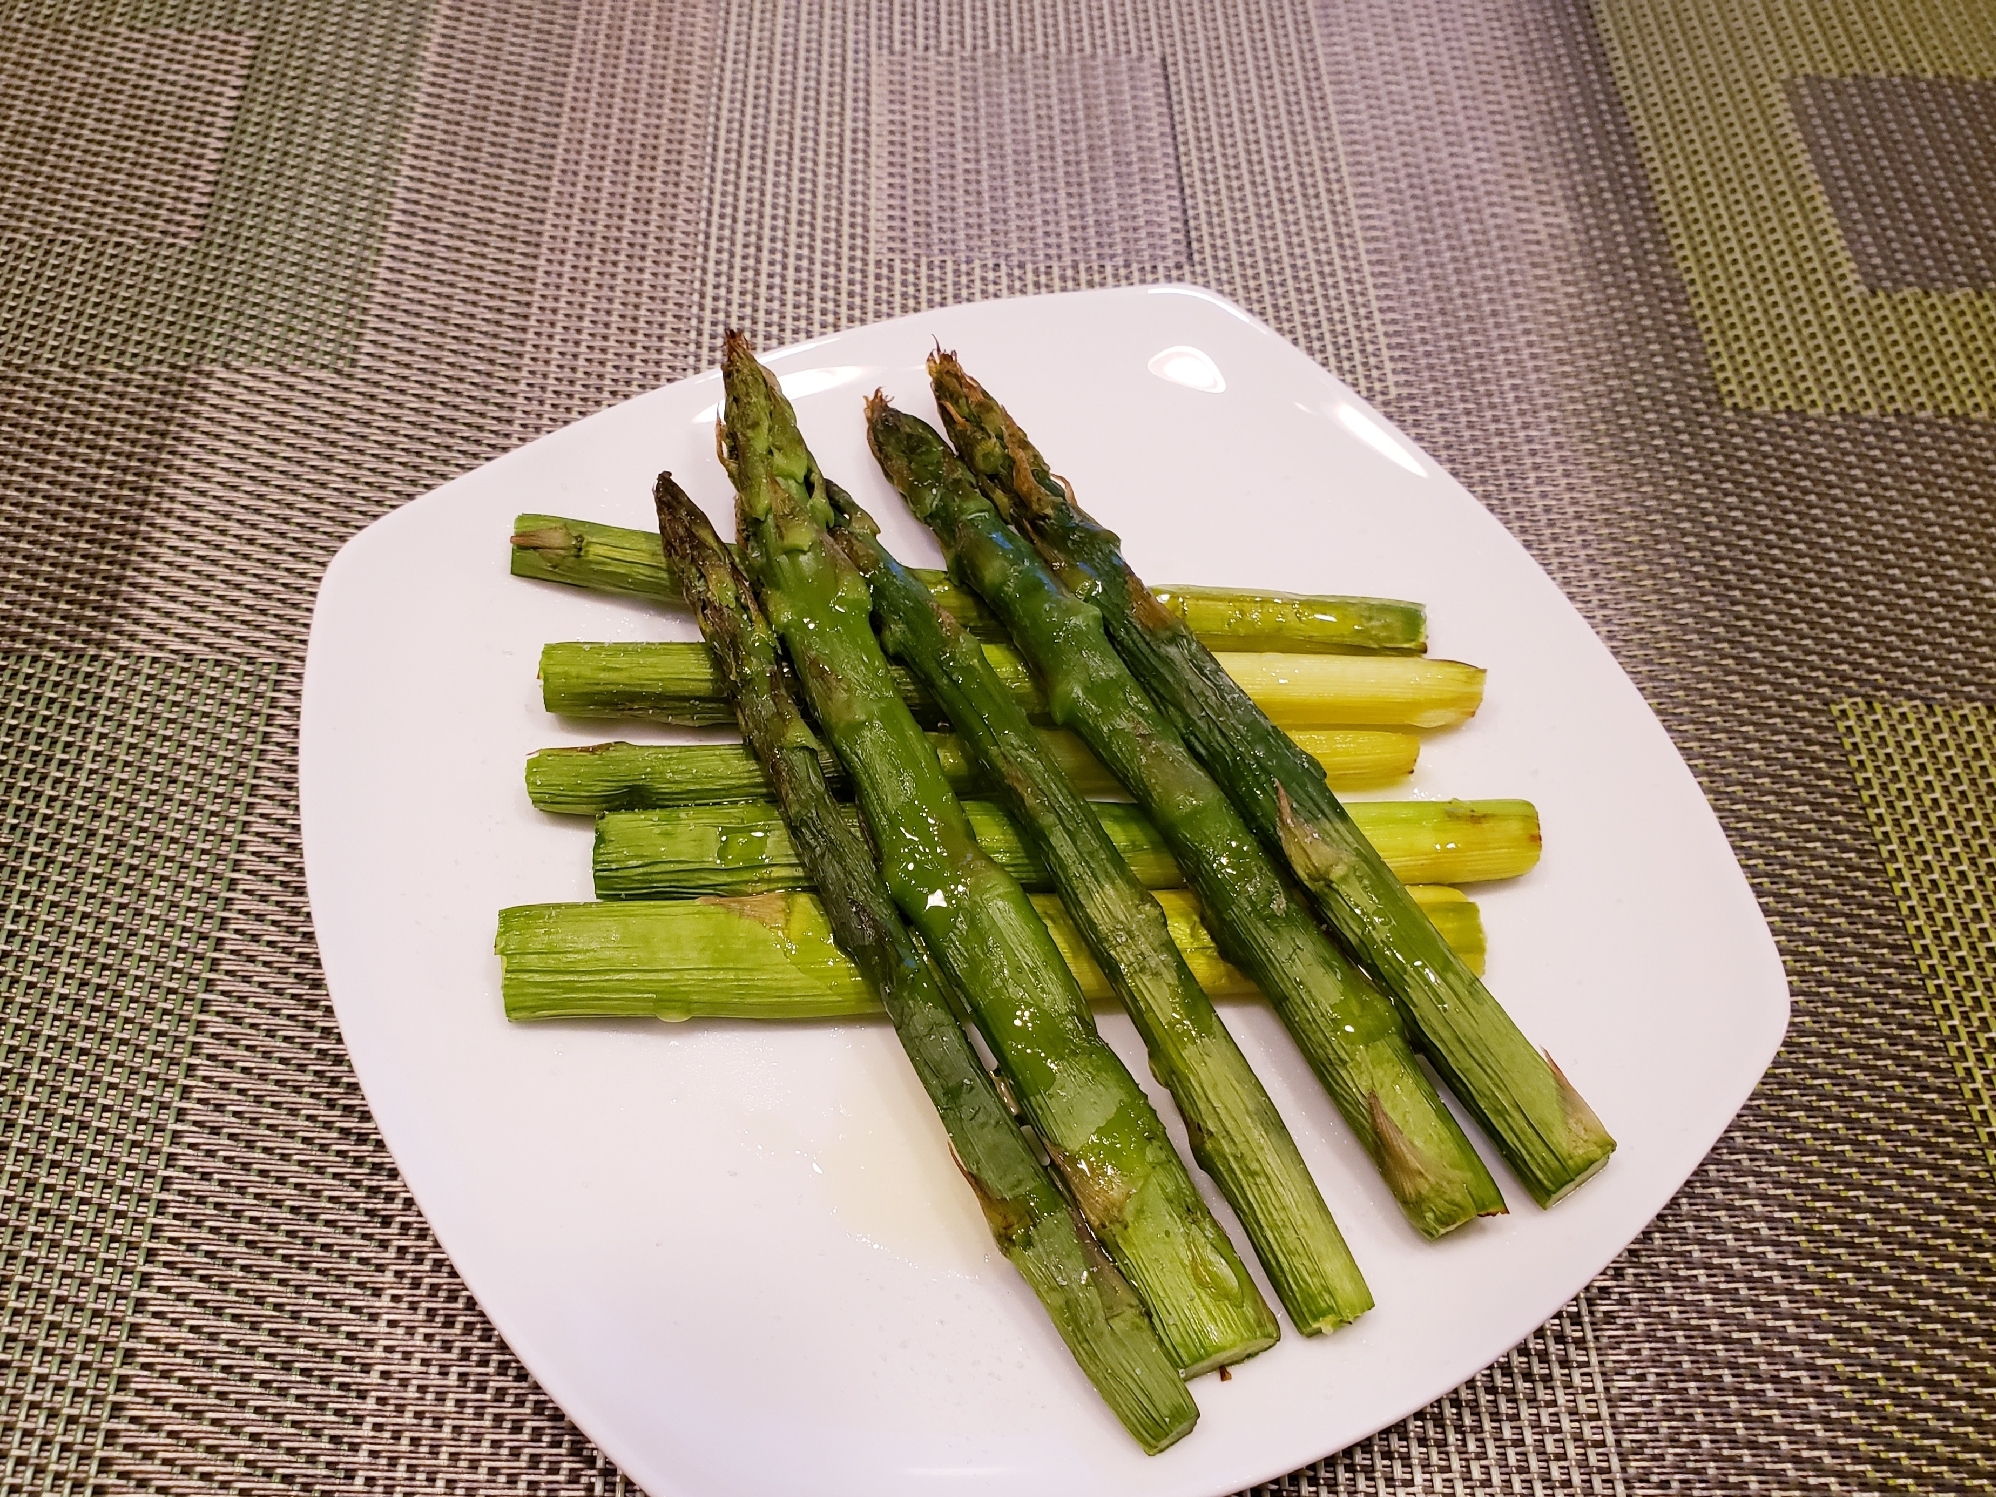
[2, 2, 1991, 1495]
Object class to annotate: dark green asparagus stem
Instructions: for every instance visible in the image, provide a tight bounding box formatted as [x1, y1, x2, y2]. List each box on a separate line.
[648, 475, 1196, 1451]
[824, 447, 1371, 1335]
[718, 331, 1276, 1374]
[930, 351, 1613, 1207]
[873, 394, 1505, 1238]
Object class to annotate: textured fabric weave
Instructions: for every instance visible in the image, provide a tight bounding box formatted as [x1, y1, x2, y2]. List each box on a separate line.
[0, 0, 1991, 1492]
[0, 654, 271, 1495]
[1837, 701, 1996, 1178]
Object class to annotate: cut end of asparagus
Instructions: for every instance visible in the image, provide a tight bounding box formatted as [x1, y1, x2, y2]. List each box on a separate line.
[1365, 1092, 1506, 1239]
[1176, 1328, 1281, 1380]
[1532, 1051, 1617, 1206]
[1031, 1219, 1200, 1453]
[511, 514, 683, 604]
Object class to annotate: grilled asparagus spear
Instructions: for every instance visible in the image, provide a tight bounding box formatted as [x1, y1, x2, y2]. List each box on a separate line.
[641, 475, 1196, 1451]
[870, 395, 1504, 1239]
[498, 884, 1485, 1020]
[718, 331, 1277, 1374]
[524, 726, 1418, 813]
[513, 511, 1425, 653]
[537, 638, 1482, 730]
[929, 350, 1613, 1207]
[821, 462, 1371, 1334]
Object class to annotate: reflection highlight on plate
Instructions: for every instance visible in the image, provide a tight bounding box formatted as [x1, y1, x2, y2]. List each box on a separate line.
[1335, 403, 1427, 477]
[1147, 345, 1227, 394]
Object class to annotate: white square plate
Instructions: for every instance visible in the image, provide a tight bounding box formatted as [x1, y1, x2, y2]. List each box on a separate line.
[301, 285, 1787, 1497]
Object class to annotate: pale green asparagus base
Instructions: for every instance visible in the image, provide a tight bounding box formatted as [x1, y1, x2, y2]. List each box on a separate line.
[511, 512, 1427, 655]
[590, 796, 1541, 900]
[498, 884, 1484, 1021]
[524, 726, 1422, 814]
[539, 640, 1485, 731]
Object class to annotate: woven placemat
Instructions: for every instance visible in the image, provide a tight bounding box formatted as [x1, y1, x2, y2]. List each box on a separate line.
[0, 655, 272, 1494]
[0, 0, 1991, 1493]
[1837, 702, 1996, 1178]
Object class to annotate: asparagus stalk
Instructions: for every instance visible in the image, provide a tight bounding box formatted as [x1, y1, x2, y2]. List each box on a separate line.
[589, 797, 1539, 900]
[539, 638, 1023, 727]
[823, 460, 1372, 1336]
[596, 798, 1173, 898]
[718, 331, 1277, 1374]
[1047, 886, 1484, 996]
[1148, 584, 1424, 655]
[525, 726, 1421, 814]
[871, 395, 1504, 1239]
[538, 638, 1478, 730]
[514, 512, 1427, 654]
[637, 477, 1195, 1449]
[513, 511, 1009, 640]
[930, 352, 1614, 1207]
[497, 884, 1485, 1021]
[1211, 653, 1482, 730]
[499, 893, 877, 1019]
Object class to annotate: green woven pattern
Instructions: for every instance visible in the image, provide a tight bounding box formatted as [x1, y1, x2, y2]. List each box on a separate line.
[1316, 0, 1996, 1486]
[0, 0, 431, 369]
[1593, 0, 1996, 415]
[1836, 701, 1996, 1177]
[0, 653, 271, 1497]
[90, 672, 641, 1497]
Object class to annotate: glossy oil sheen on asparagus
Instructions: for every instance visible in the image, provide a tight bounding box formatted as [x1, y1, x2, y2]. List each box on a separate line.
[634, 477, 1193, 1450]
[822, 429, 1370, 1335]
[929, 350, 1614, 1208]
[717, 331, 1277, 1374]
[870, 392, 1505, 1239]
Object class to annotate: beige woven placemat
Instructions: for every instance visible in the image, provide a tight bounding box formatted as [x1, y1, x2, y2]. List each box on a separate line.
[1, 0, 1991, 1492]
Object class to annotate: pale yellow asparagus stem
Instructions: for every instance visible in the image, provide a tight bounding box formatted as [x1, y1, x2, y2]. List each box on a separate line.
[1217, 653, 1485, 730]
